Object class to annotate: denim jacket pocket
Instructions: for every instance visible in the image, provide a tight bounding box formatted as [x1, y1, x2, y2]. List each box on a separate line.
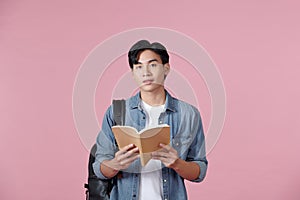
[171, 134, 193, 159]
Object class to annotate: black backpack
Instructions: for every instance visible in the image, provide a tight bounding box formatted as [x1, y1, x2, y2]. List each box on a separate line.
[84, 99, 125, 200]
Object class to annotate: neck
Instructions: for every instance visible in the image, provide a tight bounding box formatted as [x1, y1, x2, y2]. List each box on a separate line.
[140, 87, 166, 106]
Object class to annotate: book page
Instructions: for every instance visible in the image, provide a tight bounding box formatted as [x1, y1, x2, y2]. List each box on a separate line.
[139, 126, 170, 153]
[112, 126, 141, 150]
[112, 125, 170, 166]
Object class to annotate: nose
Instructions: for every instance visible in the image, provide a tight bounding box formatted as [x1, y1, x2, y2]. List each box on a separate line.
[142, 65, 151, 77]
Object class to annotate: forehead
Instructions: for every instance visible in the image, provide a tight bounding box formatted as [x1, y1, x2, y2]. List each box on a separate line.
[136, 49, 162, 63]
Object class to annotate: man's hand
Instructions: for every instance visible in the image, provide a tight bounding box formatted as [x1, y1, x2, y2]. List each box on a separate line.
[151, 143, 179, 168]
[110, 144, 140, 170]
[101, 144, 139, 178]
[151, 143, 201, 181]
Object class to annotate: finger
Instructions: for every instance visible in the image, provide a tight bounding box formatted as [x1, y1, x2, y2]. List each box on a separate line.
[152, 156, 176, 167]
[118, 147, 139, 161]
[159, 143, 172, 151]
[116, 144, 135, 156]
[123, 147, 139, 158]
[152, 155, 170, 164]
[152, 151, 174, 159]
[121, 144, 136, 152]
[160, 143, 177, 153]
[154, 148, 167, 153]
[120, 154, 140, 166]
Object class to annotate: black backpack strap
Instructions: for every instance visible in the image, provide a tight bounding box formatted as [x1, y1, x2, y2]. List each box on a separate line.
[112, 99, 126, 126]
[85, 143, 112, 200]
[84, 99, 126, 200]
[88, 144, 97, 177]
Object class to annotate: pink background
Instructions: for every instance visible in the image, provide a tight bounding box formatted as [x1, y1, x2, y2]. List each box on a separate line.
[1, 0, 300, 199]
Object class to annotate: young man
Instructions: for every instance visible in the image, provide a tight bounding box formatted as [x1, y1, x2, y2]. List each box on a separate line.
[93, 40, 208, 200]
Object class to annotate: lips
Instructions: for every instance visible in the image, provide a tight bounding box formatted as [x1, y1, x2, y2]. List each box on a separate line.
[143, 79, 154, 85]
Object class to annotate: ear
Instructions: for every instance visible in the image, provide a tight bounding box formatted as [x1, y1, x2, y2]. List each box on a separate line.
[163, 63, 170, 77]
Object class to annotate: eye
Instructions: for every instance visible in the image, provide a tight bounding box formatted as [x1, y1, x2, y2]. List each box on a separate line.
[149, 63, 157, 68]
[135, 65, 142, 70]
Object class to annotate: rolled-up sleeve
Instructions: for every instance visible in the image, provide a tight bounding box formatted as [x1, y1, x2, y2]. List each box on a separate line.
[92, 106, 118, 179]
[186, 108, 208, 182]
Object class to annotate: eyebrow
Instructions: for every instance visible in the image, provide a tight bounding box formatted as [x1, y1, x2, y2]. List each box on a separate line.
[136, 59, 158, 64]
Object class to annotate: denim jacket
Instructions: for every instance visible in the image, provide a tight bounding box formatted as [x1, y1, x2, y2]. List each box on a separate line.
[93, 91, 208, 200]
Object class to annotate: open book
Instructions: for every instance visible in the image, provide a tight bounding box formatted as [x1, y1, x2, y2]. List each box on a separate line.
[112, 124, 170, 166]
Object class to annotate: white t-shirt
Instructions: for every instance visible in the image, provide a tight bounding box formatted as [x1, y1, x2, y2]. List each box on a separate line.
[139, 100, 165, 200]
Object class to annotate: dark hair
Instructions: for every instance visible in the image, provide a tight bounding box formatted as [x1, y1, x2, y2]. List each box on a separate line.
[128, 40, 169, 69]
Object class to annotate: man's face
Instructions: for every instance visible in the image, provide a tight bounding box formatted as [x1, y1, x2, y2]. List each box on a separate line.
[132, 50, 170, 93]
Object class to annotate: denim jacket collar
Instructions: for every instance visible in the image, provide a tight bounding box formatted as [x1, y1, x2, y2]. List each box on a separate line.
[129, 90, 177, 112]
